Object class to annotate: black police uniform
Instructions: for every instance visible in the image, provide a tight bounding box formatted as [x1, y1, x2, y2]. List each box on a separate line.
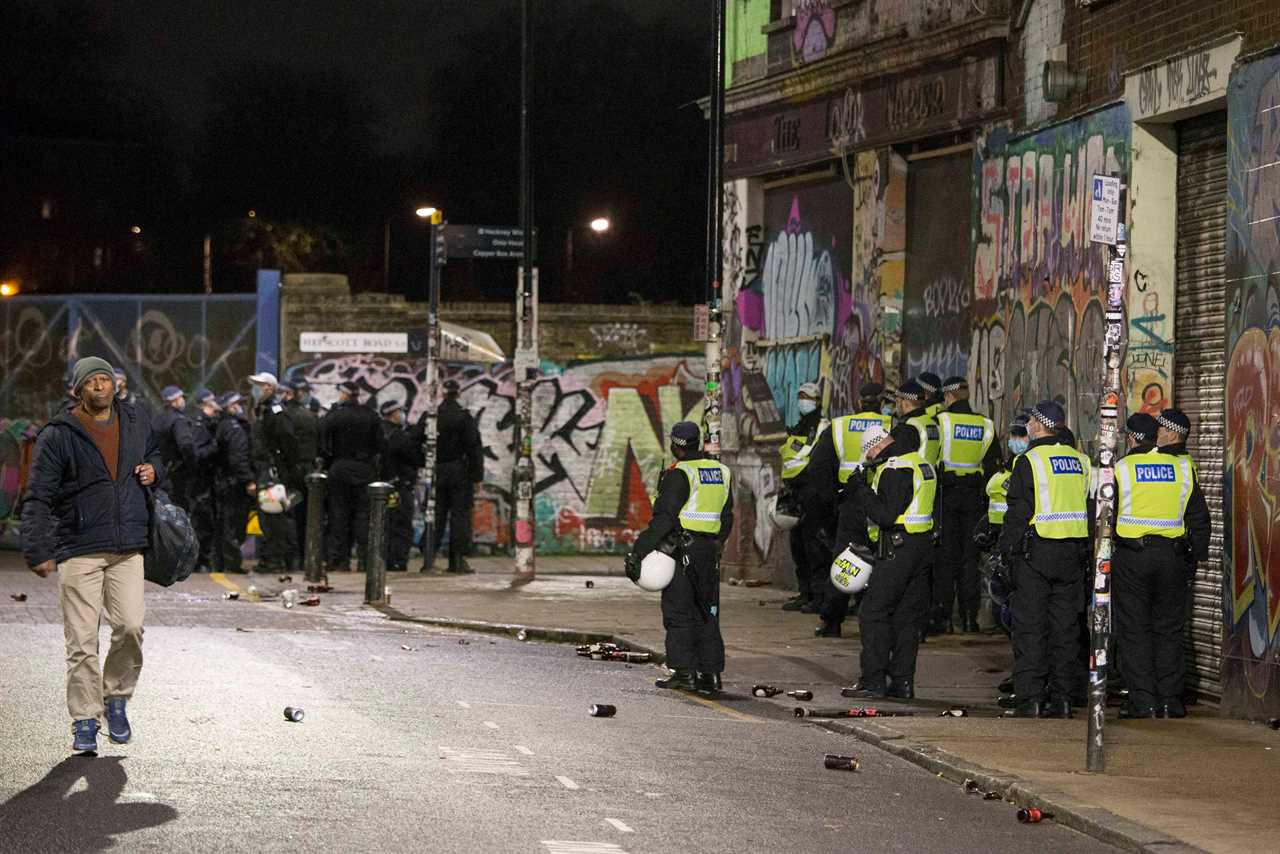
[382, 415, 425, 571]
[806, 417, 867, 630]
[632, 455, 733, 680]
[785, 408, 836, 607]
[432, 397, 484, 570]
[1113, 441, 1211, 716]
[252, 393, 301, 572]
[152, 403, 208, 511]
[283, 395, 321, 564]
[188, 408, 220, 569]
[936, 400, 1002, 631]
[320, 399, 387, 570]
[998, 435, 1092, 715]
[842, 441, 933, 697]
[213, 410, 254, 572]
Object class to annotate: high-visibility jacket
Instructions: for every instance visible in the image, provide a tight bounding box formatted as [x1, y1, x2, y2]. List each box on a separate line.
[831, 412, 892, 484]
[936, 411, 995, 477]
[867, 451, 937, 540]
[1022, 444, 1091, 539]
[986, 469, 1012, 524]
[905, 413, 941, 466]
[779, 419, 829, 481]
[675, 459, 732, 534]
[925, 402, 943, 419]
[1113, 450, 1194, 539]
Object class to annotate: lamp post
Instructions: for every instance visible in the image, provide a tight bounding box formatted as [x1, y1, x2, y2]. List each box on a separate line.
[383, 206, 438, 292]
[566, 216, 612, 272]
[513, 0, 538, 583]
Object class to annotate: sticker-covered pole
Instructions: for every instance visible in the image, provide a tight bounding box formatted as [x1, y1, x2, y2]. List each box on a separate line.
[703, 0, 726, 459]
[513, 0, 537, 582]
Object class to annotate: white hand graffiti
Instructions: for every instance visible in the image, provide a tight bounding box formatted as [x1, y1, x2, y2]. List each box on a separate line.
[764, 228, 833, 340]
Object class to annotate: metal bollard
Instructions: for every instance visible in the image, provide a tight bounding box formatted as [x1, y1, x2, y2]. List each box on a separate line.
[304, 471, 328, 583]
[365, 482, 394, 604]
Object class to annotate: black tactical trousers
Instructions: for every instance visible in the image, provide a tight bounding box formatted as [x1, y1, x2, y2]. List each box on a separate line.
[432, 460, 474, 569]
[858, 533, 931, 686]
[213, 485, 249, 573]
[387, 481, 415, 570]
[259, 507, 299, 571]
[661, 536, 725, 674]
[325, 460, 375, 570]
[821, 499, 865, 625]
[790, 527, 814, 601]
[936, 482, 985, 621]
[190, 486, 216, 568]
[1010, 537, 1087, 702]
[1113, 538, 1188, 708]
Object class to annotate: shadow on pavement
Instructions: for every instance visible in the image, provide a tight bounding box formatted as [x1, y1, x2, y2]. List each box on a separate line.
[0, 756, 178, 852]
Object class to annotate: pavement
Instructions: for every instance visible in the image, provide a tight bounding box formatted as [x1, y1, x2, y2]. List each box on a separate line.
[0, 554, 1115, 854]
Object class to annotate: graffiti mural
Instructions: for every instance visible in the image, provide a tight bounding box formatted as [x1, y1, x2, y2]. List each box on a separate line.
[971, 107, 1129, 446]
[1223, 53, 1280, 716]
[793, 0, 836, 64]
[289, 353, 705, 555]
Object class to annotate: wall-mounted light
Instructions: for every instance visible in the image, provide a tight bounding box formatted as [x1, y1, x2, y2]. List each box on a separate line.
[1042, 60, 1087, 102]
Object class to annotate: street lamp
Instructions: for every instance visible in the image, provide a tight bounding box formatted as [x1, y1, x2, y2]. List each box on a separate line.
[589, 217, 611, 233]
[384, 204, 439, 291]
[0, 280, 19, 298]
[567, 217, 614, 271]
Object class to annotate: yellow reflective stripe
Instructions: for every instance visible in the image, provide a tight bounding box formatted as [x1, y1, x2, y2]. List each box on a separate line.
[1116, 460, 1134, 522]
[1177, 457, 1192, 518]
[1025, 451, 1053, 519]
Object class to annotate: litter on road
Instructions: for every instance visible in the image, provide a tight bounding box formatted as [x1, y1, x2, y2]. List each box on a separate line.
[10, 593, 27, 602]
[589, 704, 617, 718]
[1017, 808, 1054, 823]
[823, 754, 859, 771]
[283, 706, 305, 722]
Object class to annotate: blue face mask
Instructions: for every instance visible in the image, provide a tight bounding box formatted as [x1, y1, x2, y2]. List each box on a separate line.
[797, 399, 817, 416]
[881, 404, 895, 417]
[250, 385, 265, 403]
[1008, 437, 1029, 456]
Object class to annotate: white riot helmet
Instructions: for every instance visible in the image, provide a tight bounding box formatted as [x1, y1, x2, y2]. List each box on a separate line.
[768, 493, 800, 531]
[257, 483, 293, 515]
[830, 545, 874, 594]
[637, 550, 676, 591]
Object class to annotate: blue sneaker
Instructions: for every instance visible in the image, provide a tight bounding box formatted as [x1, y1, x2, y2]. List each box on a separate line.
[104, 697, 131, 744]
[72, 719, 98, 753]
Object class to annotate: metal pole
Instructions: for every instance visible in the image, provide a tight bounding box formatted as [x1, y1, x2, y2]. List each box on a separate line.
[304, 471, 328, 583]
[513, 0, 537, 582]
[383, 217, 392, 292]
[202, 234, 213, 295]
[702, 0, 726, 460]
[365, 482, 394, 604]
[421, 217, 443, 572]
[1086, 176, 1129, 773]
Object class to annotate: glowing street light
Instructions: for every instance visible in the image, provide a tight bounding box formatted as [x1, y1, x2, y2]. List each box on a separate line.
[415, 206, 438, 220]
[0, 281, 19, 297]
[130, 225, 142, 235]
[589, 217, 611, 234]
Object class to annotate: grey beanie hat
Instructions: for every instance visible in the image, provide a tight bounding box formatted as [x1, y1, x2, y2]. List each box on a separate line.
[72, 357, 116, 392]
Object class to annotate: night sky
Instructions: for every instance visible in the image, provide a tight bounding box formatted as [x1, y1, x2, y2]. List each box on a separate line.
[2, 1, 713, 303]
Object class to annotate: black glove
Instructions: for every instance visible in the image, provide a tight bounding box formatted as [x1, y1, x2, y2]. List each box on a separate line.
[972, 518, 998, 551]
[624, 552, 641, 583]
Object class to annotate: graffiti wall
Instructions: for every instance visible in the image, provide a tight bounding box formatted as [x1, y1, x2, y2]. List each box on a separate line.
[288, 353, 705, 555]
[1222, 52, 1280, 717]
[971, 107, 1129, 447]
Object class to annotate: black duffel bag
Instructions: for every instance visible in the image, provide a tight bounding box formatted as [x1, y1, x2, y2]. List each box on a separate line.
[144, 487, 197, 587]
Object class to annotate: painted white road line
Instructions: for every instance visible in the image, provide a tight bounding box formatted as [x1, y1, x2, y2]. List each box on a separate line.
[514, 745, 535, 755]
[437, 746, 529, 777]
[456, 700, 471, 709]
[542, 842, 627, 854]
[604, 818, 634, 833]
[484, 720, 499, 730]
[555, 775, 580, 790]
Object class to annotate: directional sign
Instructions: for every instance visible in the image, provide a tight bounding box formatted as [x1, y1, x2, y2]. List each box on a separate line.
[1089, 175, 1121, 245]
[442, 225, 525, 260]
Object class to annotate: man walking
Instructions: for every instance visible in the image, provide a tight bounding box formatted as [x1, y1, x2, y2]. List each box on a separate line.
[21, 356, 161, 753]
[320, 382, 386, 572]
[430, 380, 484, 574]
[626, 422, 733, 697]
[380, 400, 425, 572]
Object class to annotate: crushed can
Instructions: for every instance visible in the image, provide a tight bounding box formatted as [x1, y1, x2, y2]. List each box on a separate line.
[301, 595, 320, 606]
[823, 754, 859, 771]
[589, 704, 617, 718]
[753, 685, 782, 698]
[939, 707, 968, 717]
[10, 593, 28, 602]
[224, 591, 240, 601]
[786, 690, 814, 701]
[585, 580, 595, 588]
[283, 706, 305, 722]
[1017, 808, 1054, 823]
[282, 589, 298, 609]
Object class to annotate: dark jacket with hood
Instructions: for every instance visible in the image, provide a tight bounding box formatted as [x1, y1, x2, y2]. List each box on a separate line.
[20, 401, 164, 566]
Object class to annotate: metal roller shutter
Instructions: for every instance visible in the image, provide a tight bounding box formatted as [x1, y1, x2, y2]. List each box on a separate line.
[1173, 112, 1228, 701]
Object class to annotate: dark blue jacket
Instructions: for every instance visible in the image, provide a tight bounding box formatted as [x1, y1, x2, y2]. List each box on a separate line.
[20, 401, 164, 566]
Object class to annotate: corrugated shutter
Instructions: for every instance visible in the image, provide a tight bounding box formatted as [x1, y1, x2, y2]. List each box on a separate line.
[1174, 112, 1228, 701]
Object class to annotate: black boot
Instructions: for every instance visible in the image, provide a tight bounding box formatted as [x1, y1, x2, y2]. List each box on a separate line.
[781, 595, 807, 611]
[841, 680, 886, 699]
[655, 669, 697, 692]
[695, 672, 721, 697]
[887, 678, 914, 700]
[814, 620, 841, 638]
[997, 692, 1019, 709]
[998, 675, 1015, 694]
[1156, 698, 1187, 719]
[1041, 698, 1072, 719]
[961, 614, 980, 633]
[1003, 699, 1042, 718]
[1119, 702, 1156, 719]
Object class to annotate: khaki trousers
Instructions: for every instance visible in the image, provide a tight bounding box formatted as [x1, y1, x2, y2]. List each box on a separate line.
[57, 552, 145, 722]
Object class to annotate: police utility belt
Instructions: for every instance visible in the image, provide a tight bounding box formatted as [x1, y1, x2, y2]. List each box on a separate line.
[1116, 534, 1189, 554]
[876, 528, 928, 560]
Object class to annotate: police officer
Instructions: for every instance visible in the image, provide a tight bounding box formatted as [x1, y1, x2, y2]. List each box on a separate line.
[248, 372, 300, 574]
[626, 421, 733, 697]
[1113, 409, 1210, 719]
[320, 381, 387, 572]
[213, 391, 254, 573]
[379, 400, 425, 572]
[806, 382, 891, 635]
[840, 424, 937, 700]
[189, 389, 222, 572]
[891, 380, 940, 465]
[152, 385, 207, 511]
[998, 401, 1091, 718]
[114, 367, 154, 423]
[777, 382, 830, 613]
[282, 377, 321, 566]
[934, 377, 1001, 633]
[979, 412, 1029, 702]
[917, 372, 944, 418]
[431, 379, 484, 574]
